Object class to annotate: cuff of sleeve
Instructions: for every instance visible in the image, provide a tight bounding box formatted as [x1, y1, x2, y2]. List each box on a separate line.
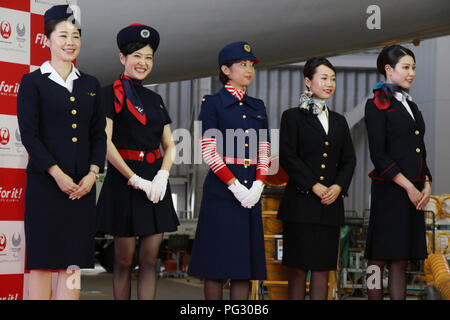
[90, 159, 106, 173]
[43, 162, 57, 173]
[369, 163, 401, 181]
[382, 163, 401, 181]
[256, 169, 267, 183]
[302, 177, 318, 191]
[43, 161, 57, 173]
[334, 179, 349, 195]
[215, 166, 235, 185]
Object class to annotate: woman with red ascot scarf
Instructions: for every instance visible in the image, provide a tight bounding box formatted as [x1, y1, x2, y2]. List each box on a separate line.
[96, 24, 179, 300]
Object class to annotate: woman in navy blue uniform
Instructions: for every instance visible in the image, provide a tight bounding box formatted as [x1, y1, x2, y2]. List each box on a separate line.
[96, 24, 179, 300]
[364, 45, 432, 300]
[16, 5, 106, 300]
[278, 57, 356, 300]
[188, 41, 270, 299]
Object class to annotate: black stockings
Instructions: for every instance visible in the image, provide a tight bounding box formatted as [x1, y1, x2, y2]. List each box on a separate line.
[366, 259, 407, 300]
[204, 279, 249, 300]
[288, 268, 329, 300]
[388, 260, 407, 300]
[113, 234, 163, 300]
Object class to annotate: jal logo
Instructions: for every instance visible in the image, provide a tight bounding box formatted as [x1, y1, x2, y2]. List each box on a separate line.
[0, 127, 10, 145]
[0, 234, 6, 252]
[0, 21, 12, 39]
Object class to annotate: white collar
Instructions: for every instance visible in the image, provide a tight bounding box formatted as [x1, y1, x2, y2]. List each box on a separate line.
[40, 61, 80, 92]
[394, 90, 412, 102]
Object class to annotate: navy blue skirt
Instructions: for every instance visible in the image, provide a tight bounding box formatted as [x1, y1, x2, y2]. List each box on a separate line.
[187, 168, 267, 280]
[24, 172, 96, 270]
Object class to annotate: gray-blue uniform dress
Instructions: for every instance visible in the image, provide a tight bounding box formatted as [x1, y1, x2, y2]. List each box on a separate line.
[96, 80, 179, 236]
[187, 87, 269, 280]
[16, 65, 106, 270]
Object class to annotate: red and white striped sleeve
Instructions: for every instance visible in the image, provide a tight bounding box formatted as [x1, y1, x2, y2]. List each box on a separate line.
[201, 137, 235, 184]
[256, 141, 270, 182]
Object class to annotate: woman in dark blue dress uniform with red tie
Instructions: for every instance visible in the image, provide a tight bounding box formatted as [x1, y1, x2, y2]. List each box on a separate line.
[96, 24, 179, 300]
[188, 42, 270, 300]
[16, 5, 106, 299]
[364, 45, 432, 300]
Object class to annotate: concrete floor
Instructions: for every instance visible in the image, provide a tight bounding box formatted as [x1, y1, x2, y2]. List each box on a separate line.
[80, 264, 229, 300]
[79, 264, 424, 300]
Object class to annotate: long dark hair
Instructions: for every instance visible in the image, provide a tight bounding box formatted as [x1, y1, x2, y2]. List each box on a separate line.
[377, 45, 415, 77]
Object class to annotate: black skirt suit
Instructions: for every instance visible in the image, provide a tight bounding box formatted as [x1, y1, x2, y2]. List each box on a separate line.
[17, 68, 106, 270]
[278, 107, 356, 270]
[364, 96, 431, 260]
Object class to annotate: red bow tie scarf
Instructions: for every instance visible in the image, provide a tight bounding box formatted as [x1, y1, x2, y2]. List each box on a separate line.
[113, 74, 147, 125]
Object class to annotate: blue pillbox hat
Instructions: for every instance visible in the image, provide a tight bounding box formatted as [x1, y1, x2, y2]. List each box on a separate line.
[44, 5, 72, 23]
[218, 41, 259, 67]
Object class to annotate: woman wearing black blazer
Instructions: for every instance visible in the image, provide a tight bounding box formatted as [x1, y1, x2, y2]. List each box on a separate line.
[364, 45, 432, 300]
[278, 57, 356, 300]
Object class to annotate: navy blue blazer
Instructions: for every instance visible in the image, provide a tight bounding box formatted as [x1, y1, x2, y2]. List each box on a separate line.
[365, 97, 432, 182]
[199, 87, 269, 189]
[17, 69, 106, 176]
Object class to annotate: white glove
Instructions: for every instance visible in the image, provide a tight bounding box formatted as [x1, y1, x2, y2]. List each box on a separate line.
[128, 173, 152, 200]
[241, 180, 264, 208]
[228, 179, 250, 206]
[149, 169, 169, 203]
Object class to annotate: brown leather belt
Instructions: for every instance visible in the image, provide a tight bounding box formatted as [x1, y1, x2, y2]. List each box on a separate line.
[118, 148, 162, 164]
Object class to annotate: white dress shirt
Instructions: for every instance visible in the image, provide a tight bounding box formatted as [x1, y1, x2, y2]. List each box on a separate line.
[317, 106, 329, 134]
[394, 91, 415, 121]
[40, 61, 80, 93]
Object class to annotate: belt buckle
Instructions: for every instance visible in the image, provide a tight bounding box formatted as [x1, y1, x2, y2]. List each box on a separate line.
[244, 158, 251, 168]
[144, 150, 156, 164]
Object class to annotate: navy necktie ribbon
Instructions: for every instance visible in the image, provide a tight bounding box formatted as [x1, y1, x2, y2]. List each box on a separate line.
[113, 74, 146, 125]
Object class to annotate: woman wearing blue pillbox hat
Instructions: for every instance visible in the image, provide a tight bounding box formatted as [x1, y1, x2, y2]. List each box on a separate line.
[96, 23, 179, 300]
[188, 41, 270, 300]
[17, 4, 106, 299]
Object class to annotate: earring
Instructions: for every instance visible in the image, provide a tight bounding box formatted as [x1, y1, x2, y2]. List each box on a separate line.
[305, 87, 313, 98]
